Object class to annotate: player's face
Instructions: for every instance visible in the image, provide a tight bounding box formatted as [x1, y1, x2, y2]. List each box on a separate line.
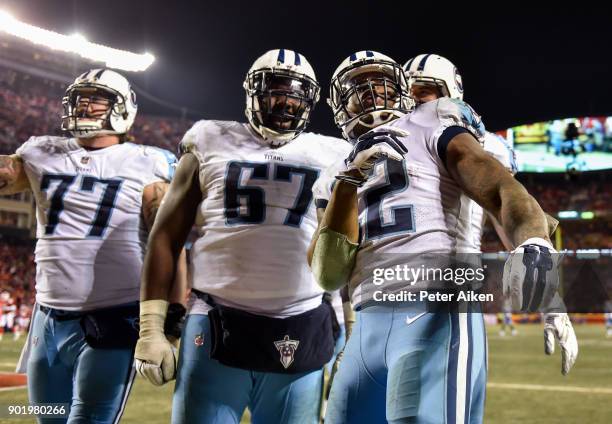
[74, 89, 112, 122]
[346, 71, 398, 116]
[264, 78, 307, 129]
[411, 83, 442, 103]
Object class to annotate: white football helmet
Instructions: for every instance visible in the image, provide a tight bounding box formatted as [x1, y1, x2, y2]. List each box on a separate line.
[329, 51, 412, 140]
[243, 49, 320, 146]
[62, 68, 137, 138]
[403, 54, 464, 100]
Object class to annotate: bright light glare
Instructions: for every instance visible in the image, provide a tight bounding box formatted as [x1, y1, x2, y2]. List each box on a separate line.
[0, 10, 154, 72]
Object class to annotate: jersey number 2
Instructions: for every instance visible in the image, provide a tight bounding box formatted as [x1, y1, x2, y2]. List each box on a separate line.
[40, 174, 122, 237]
[363, 159, 415, 241]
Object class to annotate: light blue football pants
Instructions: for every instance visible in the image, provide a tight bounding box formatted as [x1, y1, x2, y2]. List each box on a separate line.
[27, 305, 136, 424]
[172, 314, 324, 424]
[325, 301, 487, 424]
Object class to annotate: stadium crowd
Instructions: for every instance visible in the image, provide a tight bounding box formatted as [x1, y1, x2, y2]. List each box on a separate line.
[524, 179, 611, 215]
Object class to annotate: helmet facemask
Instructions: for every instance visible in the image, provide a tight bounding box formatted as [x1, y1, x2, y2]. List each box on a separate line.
[408, 74, 451, 103]
[330, 60, 411, 140]
[62, 84, 130, 138]
[245, 68, 320, 146]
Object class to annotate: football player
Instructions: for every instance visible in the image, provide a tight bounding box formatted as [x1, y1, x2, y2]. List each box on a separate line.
[407, 52, 576, 363]
[134, 49, 351, 424]
[499, 297, 517, 336]
[308, 51, 575, 423]
[0, 68, 184, 423]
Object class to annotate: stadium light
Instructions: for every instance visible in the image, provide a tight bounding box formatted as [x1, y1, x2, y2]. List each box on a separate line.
[0, 10, 155, 72]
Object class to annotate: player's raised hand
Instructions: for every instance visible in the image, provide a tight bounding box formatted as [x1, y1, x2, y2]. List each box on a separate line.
[337, 127, 409, 187]
[134, 300, 178, 386]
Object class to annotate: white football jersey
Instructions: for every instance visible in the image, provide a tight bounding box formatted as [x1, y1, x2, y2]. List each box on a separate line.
[16, 136, 176, 311]
[313, 98, 486, 308]
[181, 120, 351, 317]
[456, 131, 517, 253]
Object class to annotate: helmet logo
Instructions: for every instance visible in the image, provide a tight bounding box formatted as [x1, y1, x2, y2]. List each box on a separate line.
[454, 67, 464, 93]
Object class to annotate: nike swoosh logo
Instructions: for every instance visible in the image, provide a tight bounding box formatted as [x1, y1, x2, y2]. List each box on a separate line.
[406, 312, 426, 325]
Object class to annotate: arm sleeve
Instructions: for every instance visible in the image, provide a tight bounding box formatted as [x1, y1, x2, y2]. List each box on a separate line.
[312, 158, 345, 209]
[152, 148, 178, 183]
[14, 136, 39, 160]
[436, 126, 472, 168]
[179, 121, 206, 164]
[436, 98, 487, 144]
[428, 98, 487, 168]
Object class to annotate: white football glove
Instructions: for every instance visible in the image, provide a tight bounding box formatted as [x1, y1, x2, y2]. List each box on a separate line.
[134, 300, 178, 386]
[544, 312, 578, 375]
[337, 127, 409, 187]
[503, 237, 560, 312]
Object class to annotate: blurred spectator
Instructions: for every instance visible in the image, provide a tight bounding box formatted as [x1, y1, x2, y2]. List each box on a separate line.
[519, 175, 611, 215]
[0, 242, 36, 311]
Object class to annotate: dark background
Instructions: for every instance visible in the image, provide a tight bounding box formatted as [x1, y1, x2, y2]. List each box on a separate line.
[3, 0, 610, 134]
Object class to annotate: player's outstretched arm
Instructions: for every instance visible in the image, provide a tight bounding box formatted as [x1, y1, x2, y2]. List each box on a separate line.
[445, 132, 577, 374]
[487, 210, 559, 251]
[136, 152, 201, 386]
[0, 155, 30, 195]
[445, 132, 549, 246]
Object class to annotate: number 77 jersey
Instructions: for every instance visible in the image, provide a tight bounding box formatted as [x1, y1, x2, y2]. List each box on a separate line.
[180, 120, 351, 316]
[16, 136, 176, 311]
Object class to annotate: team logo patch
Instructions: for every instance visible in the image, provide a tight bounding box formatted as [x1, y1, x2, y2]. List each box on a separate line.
[194, 334, 204, 347]
[81, 156, 91, 165]
[274, 335, 299, 369]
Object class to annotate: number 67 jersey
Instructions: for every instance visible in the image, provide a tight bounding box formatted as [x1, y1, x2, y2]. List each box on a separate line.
[181, 120, 350, 317]
[16, 136, 176, 311]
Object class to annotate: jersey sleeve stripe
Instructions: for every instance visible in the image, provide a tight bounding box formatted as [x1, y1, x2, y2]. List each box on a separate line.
[437, 126, 471, 169]
[315, 199, 329, 209]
